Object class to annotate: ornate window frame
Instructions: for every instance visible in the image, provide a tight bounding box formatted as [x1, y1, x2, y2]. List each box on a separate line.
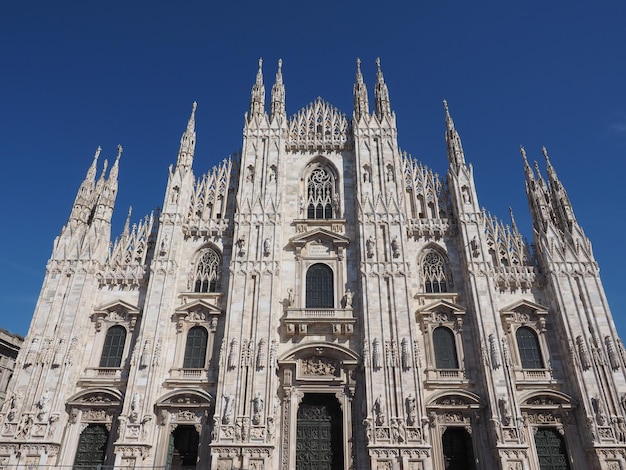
[419, 247, 453, 294]
[285, 229, 353, 336]
[301, 159, 341, 221]
[417, 299, 467, 383]
[188, 246, 222, 294]
[500, 300, 553, 383]
[82, 301, 141, 385]
[167, 299, 222, 386]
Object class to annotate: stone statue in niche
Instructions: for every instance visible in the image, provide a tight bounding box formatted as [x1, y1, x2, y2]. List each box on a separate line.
[406, 394, 417, 425]
[391, 237, 400, 258]
[366, 236, 375, 258]
[263, 238, 271, 257]
[287, 288, 294, 307]
[374, 395, 386, 426]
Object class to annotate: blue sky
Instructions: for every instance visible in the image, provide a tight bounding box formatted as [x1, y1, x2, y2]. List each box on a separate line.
[1, 1, 625, 337]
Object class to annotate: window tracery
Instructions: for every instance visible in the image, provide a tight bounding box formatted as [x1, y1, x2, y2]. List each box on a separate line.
[192, 249, 221, 293]
[421, 250, 451, 293]
[306, 168, 336, 220]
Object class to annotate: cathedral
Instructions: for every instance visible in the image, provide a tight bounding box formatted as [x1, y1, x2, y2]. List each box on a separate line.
[2, 57, 626, 470]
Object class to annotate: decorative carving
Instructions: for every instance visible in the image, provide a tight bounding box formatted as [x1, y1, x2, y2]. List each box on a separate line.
[344, 289, 354, 308]
[228, 339, 238, 369]
[391, 237, 400, 258]
[406, 394, 417, 426]
[366, 236, 375, 258]
[252, 393, 264, 425]
[374, 396, 386, 426]
[489, 334, 501, 369]
[223, 394, 234, 425]
[576, 336, 591, 370]
[257, 338, 266, 369]
[605, 336, 621, 370]
[401, 337, 411, 370]
[301, 356, 337, 376]
[373, 338, 381, 369]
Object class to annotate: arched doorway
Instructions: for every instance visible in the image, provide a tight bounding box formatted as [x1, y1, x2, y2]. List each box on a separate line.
[73, 424, 109, 468]
[166, 425, 200, 469]
[441, 427, 475, 470]
[534, 428, 570, 470]
[296, 394, 343, 470]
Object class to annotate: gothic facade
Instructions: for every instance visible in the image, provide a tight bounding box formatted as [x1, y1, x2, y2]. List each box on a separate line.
[2, 58, 626, 469]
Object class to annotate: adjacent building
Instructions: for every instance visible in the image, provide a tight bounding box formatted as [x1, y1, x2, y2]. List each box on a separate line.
[1, 58, 625, 469]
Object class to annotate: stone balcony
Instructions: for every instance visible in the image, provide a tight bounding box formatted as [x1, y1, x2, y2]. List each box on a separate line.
[283, 308, 356, 336]
[165, 367, 217, 388]
[79, 367, 126, 387]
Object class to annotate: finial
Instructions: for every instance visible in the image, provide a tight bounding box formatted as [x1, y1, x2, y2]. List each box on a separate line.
[376, 57, 381, 69]
[542, 146, 550, 162]
[278, 58, 282, 71]
[357, 57, 361, 68]
[116, 144, 123, 160]
[256, 57, 263, 81]
[443, 100, 454, 129]
[509, 207, 519, 233]
[123, 206, 132, 236]
[520, 146, 528, 162]
[95, 146, 102, 160]
[186, 101, 197, 131]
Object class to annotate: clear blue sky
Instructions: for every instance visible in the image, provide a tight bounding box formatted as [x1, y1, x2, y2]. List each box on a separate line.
[1, 1, 625, 337]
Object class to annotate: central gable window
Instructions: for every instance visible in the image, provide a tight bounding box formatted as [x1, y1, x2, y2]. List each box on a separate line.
[306, 167, 336, 220]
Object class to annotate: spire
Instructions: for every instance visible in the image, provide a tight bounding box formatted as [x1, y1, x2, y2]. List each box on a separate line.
[270, 59, 286, 122]
[509, 207, 519, 234]
[443, 100, 466, 169]
[542, 146, 577, 228]
[123, 206, 132, 238]
[520, 146, 535, 182]
[85, 146, 101, 183]
[374, 57, 391, 119]
[107, 145, 122, 184]
[353, 58, 369, 121]
[176, 102, 197, 170]
[248, 58, 265, 121]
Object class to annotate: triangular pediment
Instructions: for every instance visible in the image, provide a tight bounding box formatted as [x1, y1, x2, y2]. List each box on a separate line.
[418, 299, 465, 315]
[94, 299, 141, 315]
[500, 299, 548, 315]
[289, 228, 350, 248]
[175, 298, 222, 316]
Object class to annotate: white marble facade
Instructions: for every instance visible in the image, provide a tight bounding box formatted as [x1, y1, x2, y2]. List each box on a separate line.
[2, 58, 626, 469]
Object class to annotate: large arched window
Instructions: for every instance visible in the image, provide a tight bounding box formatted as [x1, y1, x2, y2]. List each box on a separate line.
[516, 326, 544, 369]
[193, 249, 221, 293]
[306, 167, 336, 219]
[433, 326, 459, 369]
[306, 264, 334, 308]
[422, 250, 449, 293]
[183, 326, 208, 369]
[99, 326, 127, 368]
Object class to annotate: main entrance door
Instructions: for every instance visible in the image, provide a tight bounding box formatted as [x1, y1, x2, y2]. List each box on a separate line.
[73, 424, 109, 468]
[534, 428, 570, 470]
[296, 394, 343, 470]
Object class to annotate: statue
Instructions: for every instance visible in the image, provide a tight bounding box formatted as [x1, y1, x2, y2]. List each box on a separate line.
[344, 289, 354, 308]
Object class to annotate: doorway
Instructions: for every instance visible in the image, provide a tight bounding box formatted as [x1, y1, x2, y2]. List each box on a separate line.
[166, 425, 200, 469]
[296, 394, 343, 470]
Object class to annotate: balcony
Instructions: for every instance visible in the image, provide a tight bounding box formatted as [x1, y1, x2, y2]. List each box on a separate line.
[283, 308, 356, 336]
[424, 368, 469, 387]
[79, 367, 126, 386]
[514, 368, 556, 385]
[165, 368, 216, 388]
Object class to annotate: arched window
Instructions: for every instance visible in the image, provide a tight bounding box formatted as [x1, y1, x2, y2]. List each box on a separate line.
[99, 325, 126, 368]
[422, 250, 449, 293]
[516, 326, 544, 369]
[306, 167, 336, 219]
[193, 249, 221, 293]
[534, 428, 570, 469]
[306, 264, 334, 309]
[183, 326, 208, 369]
[433, 326, 459, 369]
[73, 424, 109, 467]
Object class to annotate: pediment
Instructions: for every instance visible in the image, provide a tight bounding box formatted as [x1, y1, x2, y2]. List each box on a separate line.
[418, 299, 465, 315]
[290, 228, 350, 248]
[520, 390, 575, 408]
[500, 299, 548, 316]
[156, 390, 212, 407]
[427, 390, 482, 408]
[175, 298, 222, 316]
[94, 299, 141, 316]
